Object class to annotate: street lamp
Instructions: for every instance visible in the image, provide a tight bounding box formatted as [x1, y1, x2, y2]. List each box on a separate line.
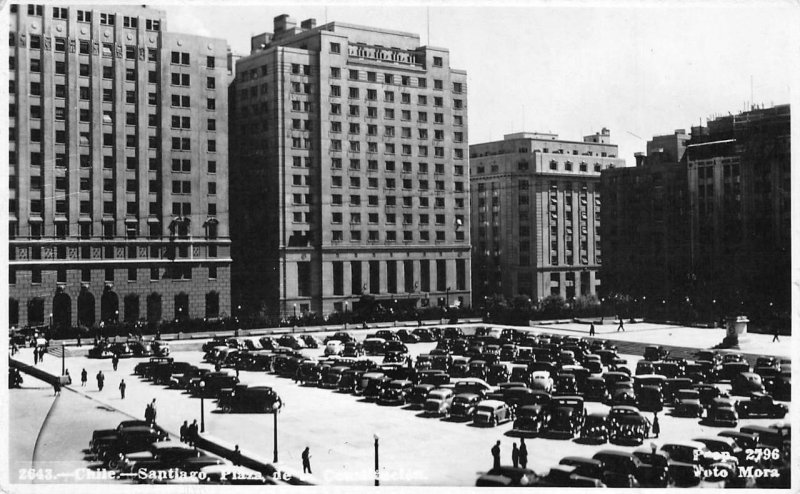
[273, 406, 279, 463]
[374, 434, 380, 486]
[61, 343, 65, 376]
[199, 381, 206, 433]
[293, 303, 297, 318]
[115, 309, 119, 323]
[49, 312, 53, 331]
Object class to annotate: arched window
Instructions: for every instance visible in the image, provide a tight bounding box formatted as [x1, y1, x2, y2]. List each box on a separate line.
[101, 287, 120, 323]
[146, 293, 162, 323]
[9, 298, 19, 326]
[124, 294, 140, 322]
[27, 297, 45, 326]
[205, 291, 220, 318]
[175, 292, 189, 320]
[77, 288, 96, 327]
[53, 289, 72, 331]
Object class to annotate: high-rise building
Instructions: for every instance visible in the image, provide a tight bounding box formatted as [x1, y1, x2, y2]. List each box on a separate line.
[469, 130, 624, 303]
[600, 133, 691, 301]
[8, 5, 231, 329]
[685, 104, 790, 312]
[230, 15, 470, 318]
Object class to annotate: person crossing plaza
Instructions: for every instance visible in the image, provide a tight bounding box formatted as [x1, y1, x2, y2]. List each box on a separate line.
[80, 368, 87, 387]
[96, 370, 105, 391]
[119, 379, 127, 399]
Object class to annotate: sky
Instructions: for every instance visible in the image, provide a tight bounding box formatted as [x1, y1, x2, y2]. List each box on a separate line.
[160, 1, 798, 163]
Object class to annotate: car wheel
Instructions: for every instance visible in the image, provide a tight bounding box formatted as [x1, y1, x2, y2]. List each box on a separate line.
[221, 404, 232, 413]
[108, 457, 120, 470]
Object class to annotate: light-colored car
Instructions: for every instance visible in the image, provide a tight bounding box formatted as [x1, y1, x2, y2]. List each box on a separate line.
[424, 388, 455, 417]
[473, 399, 513, 427]
[324, 340, 344, 356]
[530, 371, 554, 393]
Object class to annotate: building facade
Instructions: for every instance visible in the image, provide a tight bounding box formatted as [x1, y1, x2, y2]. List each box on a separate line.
[685, 105, 790, 313]
[230, 15, 471, 318]
[469, 130, 624, 303]
[8, 5, 232, 330]
[600, 132, 691, 302]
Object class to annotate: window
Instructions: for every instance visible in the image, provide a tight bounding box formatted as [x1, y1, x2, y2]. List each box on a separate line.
[207, 98, 216, 110]
[208, 182, 217, 195]
[330, 42, 341, 54]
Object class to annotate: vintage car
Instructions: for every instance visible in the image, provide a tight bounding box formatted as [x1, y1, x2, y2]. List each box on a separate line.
[476, 466, 540, 487]
[453, 378, 495, 399]
[119, 442, 205, 474]
[87, 343, 115, 359]
[446, 357, 466, 377]
[300, 335, 322, 349]
[258, 337, 281, 352]
[189, 372, 239, 398]
[395, 329, 420, 344]
[384, 341, 409, 357]
[151, 361, 193, 386]
[450, 393, 481, 420]
[663, 377, 694, 403]
[473, 399, 514, 427]
[374, 330, 400, 342]
[486, 363, 510, 385]
[95, 426, 170, 468]
[652, 361, 680, 378]
[499, 344, 518, 362]
[584, 376, 610, 402]
[362, 338, 387, 356]
[694, 383, 728, 407]
[467, 360, 488, 380]
[772, 372, 791, 401]
[554, 373, 579, 396]
[127, 340, 154, 358]
[643, 346, 669, 361]
[718, 361, 750, 381]
[735, 392, 788, 418]
[377, 379, 413, 405]
[202, 336, 229, 352]
[722, 353, 745, 364]
[218, 385, 281, 413]
[424, 387, 455, 416]
[382, 350, 405, 364]
[602, 371, 632, 393]
[558, 457, 604, 482]
[631, 448, 670, 487]
[546, 396, 585, 438]
[608, 406, 649, 445]
[341, 342, 364, 358]
[325, 332, 355, 344]
[591, 450, 644, 487]
[718, 431, 758, 451]
[673, 389, 704, 417]
[582, 356, 603, 375]
[412, 327, 437, 342]
[337, 369, 363, 394]
[324, 340, 344, 357]
[407, 383, 436, 406]
[134, 356, 174, 377]
[731, 372, 765, 396]
[321, 365, 351, 389]
[692, 436, 743, 466]
[635, 385, 664, 412]
[276, 335, 306, 350]
[581, 412, 609, 443]
[609, 382, 637, 406]
[297, 361, 323, 386]
[530, 370, 554, 393]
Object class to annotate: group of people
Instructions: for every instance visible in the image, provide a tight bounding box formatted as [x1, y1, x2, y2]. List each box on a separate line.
[490, 438, 529, 471]
[179, 420, 201, 447]
[144, 399, 158, 424]
[32, 346, 48, 365]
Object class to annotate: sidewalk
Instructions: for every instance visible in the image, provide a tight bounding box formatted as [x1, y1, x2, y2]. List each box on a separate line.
[528, 321, 792, 359]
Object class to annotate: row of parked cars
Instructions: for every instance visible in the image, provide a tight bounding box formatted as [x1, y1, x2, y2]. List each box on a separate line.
[88, 339, 170, 359]
[87, 420, 276, 484]
[480, 421, 790, 488]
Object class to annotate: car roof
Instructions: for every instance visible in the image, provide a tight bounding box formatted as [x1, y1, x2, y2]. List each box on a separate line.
[593, 450, 635, 458]
[477, 399, 506, 407]
[560, 456, 602, 465]
[662, 440, 707, 450]
[693, 436, 736, 446]
[610, 405, 639, 412]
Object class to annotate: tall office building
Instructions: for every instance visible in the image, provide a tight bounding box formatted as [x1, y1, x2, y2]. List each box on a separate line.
[469, 130, 624, 303]
[230, 15, 471, 318]
[600, 131, 691, 301]
[8, 5, 231, 330]
[685, 104, 790, 311]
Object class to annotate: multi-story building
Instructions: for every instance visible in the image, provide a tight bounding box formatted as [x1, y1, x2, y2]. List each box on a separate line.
[230, 15, 470, 318]
[469, 130, 624, 303]
[685, 104, 790, 312]
[600, 131, 691, 301]
[8, 5, 231, 330]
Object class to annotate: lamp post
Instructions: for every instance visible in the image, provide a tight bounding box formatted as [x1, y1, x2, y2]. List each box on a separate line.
[199, 381, 206, 432]
[293, 303, 297, 318]
[374, 434, 380, 486]
[273, 407, 279, 463]
[61, 343, 65, 375]
[115, 309, 119, 323]
[49, 312, 53, 332]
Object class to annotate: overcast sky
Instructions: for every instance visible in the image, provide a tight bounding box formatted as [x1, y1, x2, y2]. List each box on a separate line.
[162, 1, 798, 162]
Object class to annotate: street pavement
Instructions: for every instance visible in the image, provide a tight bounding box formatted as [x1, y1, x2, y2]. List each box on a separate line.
[11, 329, 791, 486]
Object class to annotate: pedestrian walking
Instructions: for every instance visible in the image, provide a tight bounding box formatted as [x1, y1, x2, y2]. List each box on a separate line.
[119, 379, 126, 399]
[112, 355, 119, 371]
[589, 323, 595, 336]
[76, 333, 82, 347]
[40, 347, 47, 362]
[33, 347, 38, 365]
[772, 327, 780, 342]
[180, 421, 189, 443]
[652, 413, 660, 438]
[11, 342, 18, 356]
[511, 442, 520, 468]
[519, 438, 528, 469]
[235, 362, 240, 379]
[53, 380, 61, 396]
[96, 370, 105, 391]
[81, 368, 88, 387]
[617, 316, 625, 332]
[188, 420, 199, 447]
[232, 445, 242, 466]
[148, 399, 158, 424]
[65, 369, 72, 385]
[302, 446, 312, 474]
[491, 440, 501, 472]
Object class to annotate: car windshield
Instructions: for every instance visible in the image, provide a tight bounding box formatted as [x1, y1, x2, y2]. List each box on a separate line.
[476, 406, 495, 413]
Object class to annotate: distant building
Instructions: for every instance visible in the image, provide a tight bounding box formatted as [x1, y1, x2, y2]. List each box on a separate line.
[469, 129, 624, 303]
[600, 132, 691, 302]
[685, 104, 790, 312]
[8, 5, 231, 329]
[229, 15, 471, 318]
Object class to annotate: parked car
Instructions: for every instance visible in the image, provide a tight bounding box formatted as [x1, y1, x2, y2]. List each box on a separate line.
[559, 457, 604, 482]
[412, 328, 436, 342]
[324, 340, 344, 356]
[453, 378, 495, 399]
[218, 385, 282, 413]
[718, 431, 757, 451]
[189, 372, 239, 398]
[258, 337, 281, 351]
[341, 342, 364, 358]
[9, 368, 23, 388]
[325, 332, 355, 344]
[384, 341, 409, 356]
[636, 385, 664, 412]
[580, 412, 609, 443]
[735, 392, 788, 418]
[473, 399, 514, 427]
[378, 379, 413, 406]
[591, 450, 644, 487]
[127, 340, 154, 358]
[530, 371, 553, 393]
[321, 365, 350, 389]
[96, 426, 170, 468]
[395, 329, 420, 344]
[609, 382, 637, 406]
[643, 346, 669, 361]
[731, 372, 765, 396]
[486, 363, 510, 385]
[673, 389, 704, 417]
[546, 396, 585, 438]
[555, 373, 579, 396]
[608, 406, 649, 445]
[119, 442, 205, 474]
[424, 388, 455, 417]
[631, 448, 670, 487]
[277, 335, 306, 350]
[636, 360, 655, 376]
[362, 338, 387, 356]
[718, 361, 750, 381]
[476, 466, 540, 487]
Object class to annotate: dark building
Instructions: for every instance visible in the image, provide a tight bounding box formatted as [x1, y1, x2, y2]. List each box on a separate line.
[229, 15, 470, 319]
[685, 105, 790, 315]
[8, 5, 232, 330]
